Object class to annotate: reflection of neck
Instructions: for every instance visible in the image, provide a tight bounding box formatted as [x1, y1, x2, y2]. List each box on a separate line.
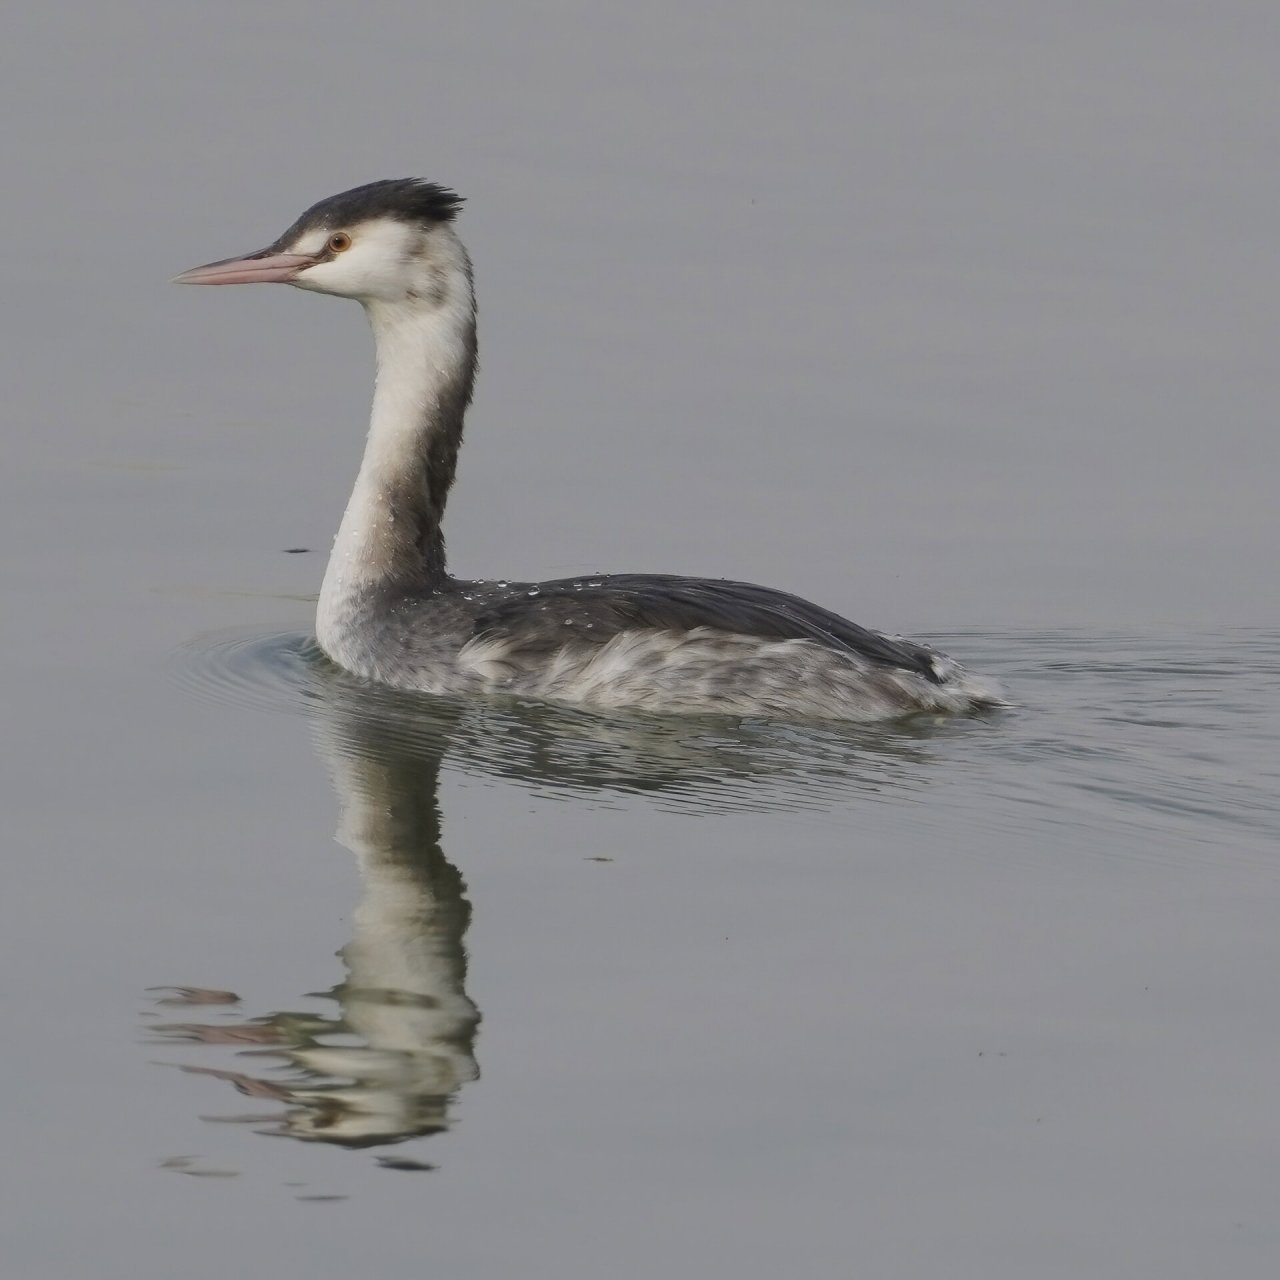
[334, 747, 478, 1081]
[293, 713, 479, 1144]
[317, 261, 477, 657]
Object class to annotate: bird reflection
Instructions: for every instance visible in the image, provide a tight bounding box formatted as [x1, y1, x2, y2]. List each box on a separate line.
[152, 633, 988, 1157]
[149, 692, 479, 1150]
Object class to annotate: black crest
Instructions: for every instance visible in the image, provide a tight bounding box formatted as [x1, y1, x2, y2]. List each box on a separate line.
[280, 179, 465, 242]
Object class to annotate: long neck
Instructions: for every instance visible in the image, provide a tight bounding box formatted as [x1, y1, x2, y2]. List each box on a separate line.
[319, 267, 477, 628]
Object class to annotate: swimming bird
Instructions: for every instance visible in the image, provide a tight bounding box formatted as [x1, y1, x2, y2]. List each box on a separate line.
[176, 179, 1000, 720]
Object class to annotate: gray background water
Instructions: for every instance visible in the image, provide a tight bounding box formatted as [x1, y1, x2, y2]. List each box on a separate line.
[3, 4, 1279, 1277]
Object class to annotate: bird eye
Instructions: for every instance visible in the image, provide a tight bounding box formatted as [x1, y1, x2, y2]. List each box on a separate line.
[327, 232, 352, 253]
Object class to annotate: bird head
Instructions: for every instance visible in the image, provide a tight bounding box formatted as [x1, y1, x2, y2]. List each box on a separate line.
[174, 179, 468, 306]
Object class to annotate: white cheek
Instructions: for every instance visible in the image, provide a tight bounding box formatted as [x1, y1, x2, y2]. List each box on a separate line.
[293, 252, 374, 295]
[291, 222, 412, 298]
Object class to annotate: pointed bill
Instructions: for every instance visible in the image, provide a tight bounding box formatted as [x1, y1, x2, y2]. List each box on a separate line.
[172, 250, 316, 286]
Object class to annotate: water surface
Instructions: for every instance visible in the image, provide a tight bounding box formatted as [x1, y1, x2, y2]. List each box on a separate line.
[2, 4, 1279, 1278]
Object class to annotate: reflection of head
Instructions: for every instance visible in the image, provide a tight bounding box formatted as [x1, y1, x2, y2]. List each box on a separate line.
[156, 635, 971, 1151]
[153, 688, 480, 1150]
[284, 699, 481, 1147]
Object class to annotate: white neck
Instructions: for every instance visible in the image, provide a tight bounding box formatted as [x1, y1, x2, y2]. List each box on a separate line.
[316, 254, 476, 657]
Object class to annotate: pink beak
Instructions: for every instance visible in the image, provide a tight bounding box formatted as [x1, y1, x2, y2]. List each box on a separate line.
[173, 249, 316, 286]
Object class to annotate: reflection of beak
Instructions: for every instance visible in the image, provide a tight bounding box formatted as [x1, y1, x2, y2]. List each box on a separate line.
[172, 249, 317, 285]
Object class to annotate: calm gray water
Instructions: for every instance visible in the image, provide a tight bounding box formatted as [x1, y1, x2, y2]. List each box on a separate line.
[3, 4, 1279, 1278]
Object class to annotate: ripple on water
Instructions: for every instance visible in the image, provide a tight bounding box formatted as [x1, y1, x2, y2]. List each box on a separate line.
[171, 625, 1280, 855]
[170, 626, 1003, 816]
[930, 627, 1280, 871]
[172, 627, 322, 716]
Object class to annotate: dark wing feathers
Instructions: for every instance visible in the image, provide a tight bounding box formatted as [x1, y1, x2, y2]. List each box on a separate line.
[470, 574, 942, 681]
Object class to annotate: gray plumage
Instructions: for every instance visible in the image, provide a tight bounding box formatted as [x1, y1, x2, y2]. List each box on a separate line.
[177, 180, 1004, 722]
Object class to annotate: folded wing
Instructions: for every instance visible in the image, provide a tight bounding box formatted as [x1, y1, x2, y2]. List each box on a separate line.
[469, 574, 943, 682]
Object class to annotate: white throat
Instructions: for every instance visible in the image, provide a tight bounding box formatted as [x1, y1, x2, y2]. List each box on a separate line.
[316, 248, 476, 662]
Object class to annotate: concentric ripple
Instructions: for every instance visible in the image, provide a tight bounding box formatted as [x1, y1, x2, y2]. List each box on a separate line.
[169, 625, 999, 814]
[171, 626, 326, 717]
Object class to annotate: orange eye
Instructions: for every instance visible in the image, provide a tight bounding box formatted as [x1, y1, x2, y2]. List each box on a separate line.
[327, 231, 352, 253]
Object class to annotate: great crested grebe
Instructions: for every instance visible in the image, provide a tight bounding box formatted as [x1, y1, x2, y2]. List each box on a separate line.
[176, 179, 1000, 720]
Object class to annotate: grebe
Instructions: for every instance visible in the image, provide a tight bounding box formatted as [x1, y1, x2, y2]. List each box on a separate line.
[176, 179, 1000, 720]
